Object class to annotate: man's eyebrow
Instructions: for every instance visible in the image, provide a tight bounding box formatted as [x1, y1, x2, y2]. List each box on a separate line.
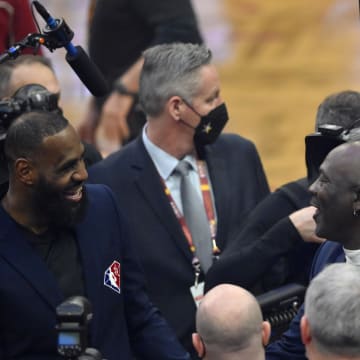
[319, 167, 330, 180]
[55, 147, 85, 172]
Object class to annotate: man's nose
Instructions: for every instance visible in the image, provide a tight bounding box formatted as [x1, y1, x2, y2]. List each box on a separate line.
[73, 159, 88, 182]
[309, 178, 319, 194]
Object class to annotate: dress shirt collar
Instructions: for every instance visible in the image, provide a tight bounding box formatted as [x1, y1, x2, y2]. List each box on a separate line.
[142, 125, 198, 180]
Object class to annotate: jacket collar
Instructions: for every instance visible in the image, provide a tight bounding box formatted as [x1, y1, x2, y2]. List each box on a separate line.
[0, 205, 63, 310]
[130, 137, 229, 259]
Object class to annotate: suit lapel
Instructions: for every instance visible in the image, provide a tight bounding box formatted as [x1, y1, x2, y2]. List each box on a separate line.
[205, 145, 229, 249]
[131, 139, 193, 262]
[76, 210, 106, 343]
[0, 210, 63, 310]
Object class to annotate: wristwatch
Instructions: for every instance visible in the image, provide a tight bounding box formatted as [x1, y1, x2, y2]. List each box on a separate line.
[113, 80, 138, 97]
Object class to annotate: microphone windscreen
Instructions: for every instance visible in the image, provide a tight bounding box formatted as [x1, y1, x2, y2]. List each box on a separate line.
[66, 45, 108, 97]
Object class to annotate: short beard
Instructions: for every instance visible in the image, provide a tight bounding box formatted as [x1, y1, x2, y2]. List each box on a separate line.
[31, 177, 88, 229]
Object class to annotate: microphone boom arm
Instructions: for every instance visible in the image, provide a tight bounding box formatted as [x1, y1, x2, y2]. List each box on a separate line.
[0, 1, 109, 96]
[0, 33, 45, 64]
[0, 27, 76, 65]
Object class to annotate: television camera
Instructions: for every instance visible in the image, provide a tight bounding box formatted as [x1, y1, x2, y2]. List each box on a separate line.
[0, 83, 60, 140]
[56, 296, 105, 360]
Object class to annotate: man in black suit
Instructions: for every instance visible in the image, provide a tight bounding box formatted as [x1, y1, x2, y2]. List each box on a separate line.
[88, 43, 269, 358]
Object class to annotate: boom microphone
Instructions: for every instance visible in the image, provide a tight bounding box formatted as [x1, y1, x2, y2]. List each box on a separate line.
[65, 46, 108, 97]
[33, 1, 108, 97]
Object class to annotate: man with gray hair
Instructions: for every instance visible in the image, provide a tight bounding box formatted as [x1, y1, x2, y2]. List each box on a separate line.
[301, 263, 360, 360]
[193, 284, 271, 360]
[88, 42, 269, 357]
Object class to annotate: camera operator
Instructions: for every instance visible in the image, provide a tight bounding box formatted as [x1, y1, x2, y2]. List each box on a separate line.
[0, 110, 190, 359]
[0, 55, 102, 195]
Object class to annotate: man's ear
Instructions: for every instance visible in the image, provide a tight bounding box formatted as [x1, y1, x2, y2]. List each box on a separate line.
[262, 321, 271, 346]
[168, 96, 184, 121]
[14, 158, 36, 185]
[192, 333, 205, 358]
[300, 315, 312, 345]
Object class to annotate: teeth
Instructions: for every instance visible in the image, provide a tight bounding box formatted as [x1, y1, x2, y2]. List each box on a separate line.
[65, 187, 83, 201]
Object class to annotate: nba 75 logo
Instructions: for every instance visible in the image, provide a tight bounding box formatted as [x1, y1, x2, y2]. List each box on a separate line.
[104, 260, 121, 294]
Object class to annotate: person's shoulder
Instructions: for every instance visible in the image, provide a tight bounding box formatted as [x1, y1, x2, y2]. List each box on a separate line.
[84, 183, 124, 216]
[85, 183, 125, 203]
[209, 133, 261, 165]
[89, 147, 127, 170]
[88, 139, 140, 174]
[215, 133, 255, 148]
[277, 178, 308, 190]
[82, 184, 129, 235]
[84, 183, 114, 201]
[208, 133, 257, 156]
[274, 178, 310, 209]
[82, 141, 102, 168]
[312, 240, 344, 276]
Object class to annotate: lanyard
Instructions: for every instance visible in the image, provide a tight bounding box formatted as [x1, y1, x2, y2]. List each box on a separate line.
[162, 160, 221, 282]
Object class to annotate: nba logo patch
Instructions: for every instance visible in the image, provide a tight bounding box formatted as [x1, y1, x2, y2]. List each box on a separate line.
[104, 260, 121, 294]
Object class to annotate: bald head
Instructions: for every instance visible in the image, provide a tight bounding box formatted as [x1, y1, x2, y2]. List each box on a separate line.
[309, 141, 360, 247]
[195, 284, 267, 359]
[323, 141, 360, 185]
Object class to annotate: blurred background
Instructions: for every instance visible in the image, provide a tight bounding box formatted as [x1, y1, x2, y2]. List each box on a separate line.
[33, 0, 360, 189]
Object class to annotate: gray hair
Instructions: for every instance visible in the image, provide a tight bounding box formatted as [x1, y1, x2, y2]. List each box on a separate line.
[139, 43, 212, 116]
[304, 263, 360, 357]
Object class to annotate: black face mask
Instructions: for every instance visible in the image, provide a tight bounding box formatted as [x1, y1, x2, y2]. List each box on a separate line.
[182, 102, 229, 145]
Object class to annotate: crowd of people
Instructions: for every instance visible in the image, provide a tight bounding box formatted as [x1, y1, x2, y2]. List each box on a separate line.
[0, 2, 360, 360]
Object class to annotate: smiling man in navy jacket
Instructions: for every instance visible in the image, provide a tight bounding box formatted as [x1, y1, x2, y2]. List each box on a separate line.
[0, 110, 189, 360]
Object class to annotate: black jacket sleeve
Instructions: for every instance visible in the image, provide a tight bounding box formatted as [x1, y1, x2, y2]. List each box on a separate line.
[205, 179, 315, 292]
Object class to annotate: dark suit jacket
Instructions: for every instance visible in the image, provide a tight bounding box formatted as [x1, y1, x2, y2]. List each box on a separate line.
[0, 184, 189, 360]
[265, 240, 345, 359]
[87, 133, 269, 355]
